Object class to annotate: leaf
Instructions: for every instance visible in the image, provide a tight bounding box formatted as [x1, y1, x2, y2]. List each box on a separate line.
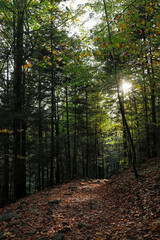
[96, 232, 103, 235]
[66, 6, 70, 11]
[23, 64, 28, 70]
[86, 52, 92, 57]
[149, 7, 154, 12]
[28, 62, 31, 68]
[121, 24, 125, 30]
[0, 129, 13, 134]
[80, 52, 85, 58]
[97, 50, 102, 55]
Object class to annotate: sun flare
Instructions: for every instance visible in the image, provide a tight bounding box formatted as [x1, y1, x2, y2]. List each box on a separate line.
[122, 81, 132, 94]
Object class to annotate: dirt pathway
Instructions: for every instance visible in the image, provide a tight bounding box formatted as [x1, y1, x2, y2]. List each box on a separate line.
[0, 158, 160, 239]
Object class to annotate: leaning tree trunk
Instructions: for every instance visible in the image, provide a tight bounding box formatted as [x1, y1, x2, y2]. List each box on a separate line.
[103, 0, 139, 178]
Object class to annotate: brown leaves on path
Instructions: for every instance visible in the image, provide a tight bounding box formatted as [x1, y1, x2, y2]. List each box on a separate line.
[0, 158, 160, 240]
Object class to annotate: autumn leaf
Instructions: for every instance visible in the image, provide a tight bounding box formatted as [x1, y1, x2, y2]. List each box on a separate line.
[86, 52, 92, 57]
[121, 24, 125, 30]
[149, 7, 154, 12]
[23, 64, 28, 70]
[97, 50, 102, 55]
[28, 62, 31, 68]
[80, 52, 85, 58]
[0, 129, 13, 134]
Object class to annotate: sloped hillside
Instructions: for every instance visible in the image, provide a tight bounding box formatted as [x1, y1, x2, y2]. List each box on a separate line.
[0, 158, 160, 240]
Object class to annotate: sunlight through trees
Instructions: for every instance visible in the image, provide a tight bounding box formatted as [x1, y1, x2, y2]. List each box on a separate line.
[0, 0, 159, 206]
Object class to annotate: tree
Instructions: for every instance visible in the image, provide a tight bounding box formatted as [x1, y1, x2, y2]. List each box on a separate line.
[13, 0, 27, 200]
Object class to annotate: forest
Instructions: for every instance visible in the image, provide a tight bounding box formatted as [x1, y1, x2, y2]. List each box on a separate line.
[0, 0, 159, 208]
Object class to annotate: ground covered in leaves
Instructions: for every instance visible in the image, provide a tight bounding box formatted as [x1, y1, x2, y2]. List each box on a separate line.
[0, 158, 160, 240]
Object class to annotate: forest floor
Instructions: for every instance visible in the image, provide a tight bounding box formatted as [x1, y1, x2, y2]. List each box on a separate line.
[0, 158, 160, 240]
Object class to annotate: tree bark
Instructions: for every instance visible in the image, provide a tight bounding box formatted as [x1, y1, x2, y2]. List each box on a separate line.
[13, 1, 26, 200]
[38, 71, 42, 191]
[73, 85, 77, 178]
[86, 87, 89, 177]
[142, 63, 151, 159]
[50, 8, 55, 186]
[65, 86, 71, 179]
[142, 31, 157, 158]
[2, 59, 10, 204]
[149, 47, 157, 157]
[55, 98, 60, 183]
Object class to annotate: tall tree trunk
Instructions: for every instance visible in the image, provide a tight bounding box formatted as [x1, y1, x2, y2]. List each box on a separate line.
[101, 139, 105, 179]
[65, 86, 71, 179]
[103, 0, 139, 178]
[73, 85, 77, 178]
[55, 99, 60, 183]
[122, 119, 128, 169]
[142, 63, 150, 159]
[86, 87, 89, 177]
[50, 67, 55, 186]
[133, 94, 141, 162]
[3, 59, 10, 204]
[13, 1, 26, 200]
[50, 8, 55, 186]
[95, 125, 98, 178]
[38, 72, 42, 191]
[142, 32, 157, 158]
[144, 84, 151, 159]
[149, 47, 157, 157]
[21, 64, 26, 191]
